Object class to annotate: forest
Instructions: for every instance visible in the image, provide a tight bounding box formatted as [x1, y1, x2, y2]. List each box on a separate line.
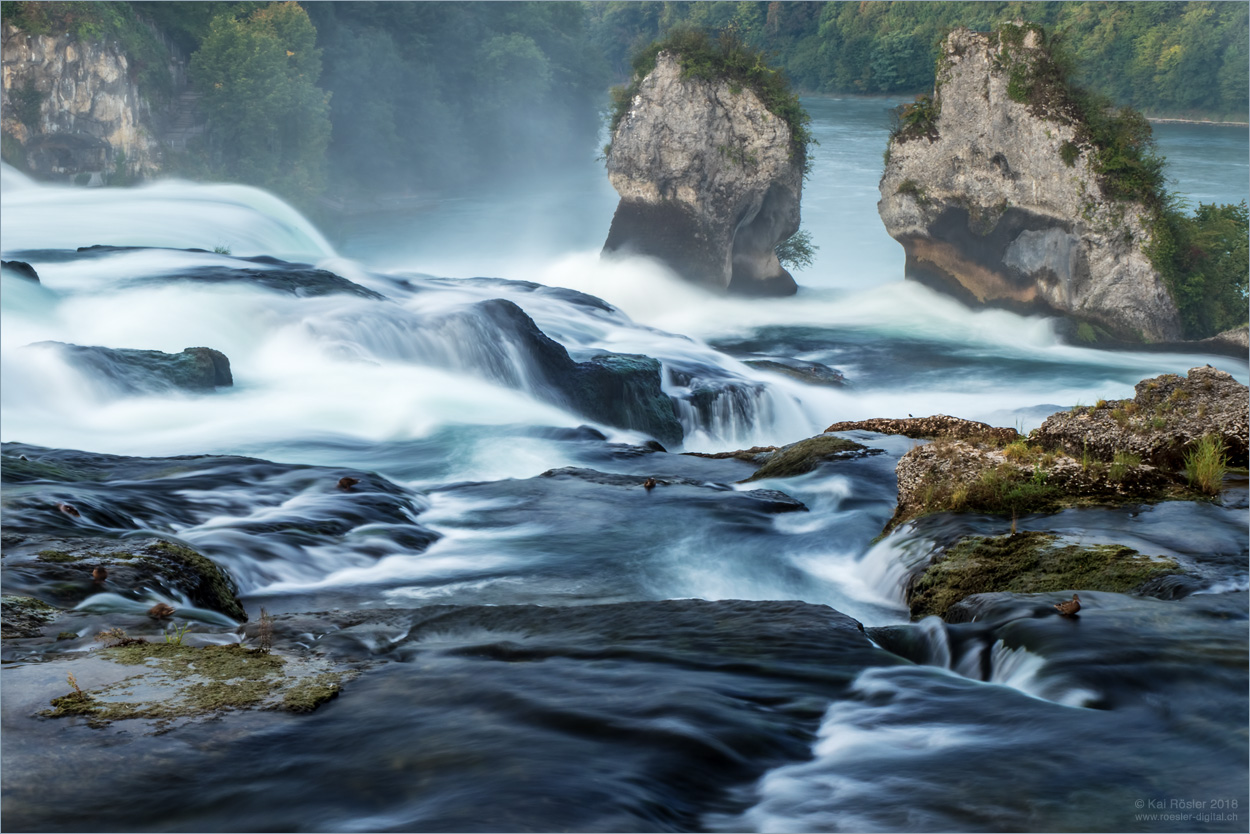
[2, 1, 1246, 207]
[589, 1, 1249, 121]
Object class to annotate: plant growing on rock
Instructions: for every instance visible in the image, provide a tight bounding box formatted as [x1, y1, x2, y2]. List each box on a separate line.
[890, 94, 939, 143]
[607, 27, 812, 170]
[1185, 434, 1228, 495]
[774, 229, 817, 270]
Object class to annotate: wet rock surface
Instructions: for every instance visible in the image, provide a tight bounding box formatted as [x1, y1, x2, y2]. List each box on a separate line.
[905, 531, 1182, 620]
[26, 342, 233, 394]
[1, 534, 247, 623]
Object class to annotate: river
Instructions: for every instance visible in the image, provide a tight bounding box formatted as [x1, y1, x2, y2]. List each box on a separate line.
[1, 98, 1246, 832]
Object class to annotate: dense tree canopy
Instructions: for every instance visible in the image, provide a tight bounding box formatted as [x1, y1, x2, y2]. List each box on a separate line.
[586, 1, 1249, 121]
[189, 1, 331, 206]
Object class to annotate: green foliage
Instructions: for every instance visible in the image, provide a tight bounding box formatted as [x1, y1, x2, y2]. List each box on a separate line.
[890, 94, 939, 144]
[1059, 141, 1080, 167]
[1184, 434, 1229, 495]
[607, 27, 812, 168]
[896, 179, 930, 205]
[1148, 200, 1249, 339]
[189, 2, 331, 209]
[164, 621, 192, 645]
[774, 229, 817, 271]
[586, 2, 1248, 121]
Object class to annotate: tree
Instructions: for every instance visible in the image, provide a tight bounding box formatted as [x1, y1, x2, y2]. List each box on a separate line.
[190, 1, 331, 206]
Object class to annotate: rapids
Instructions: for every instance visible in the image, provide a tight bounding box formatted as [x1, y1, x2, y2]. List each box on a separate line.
[1, 98, 1247, 832]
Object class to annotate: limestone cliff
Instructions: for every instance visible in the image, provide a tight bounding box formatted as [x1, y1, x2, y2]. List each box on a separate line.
[603, 52, 803, 297]
[878, 26, 1182, 343]
[1, 23, 160, 181]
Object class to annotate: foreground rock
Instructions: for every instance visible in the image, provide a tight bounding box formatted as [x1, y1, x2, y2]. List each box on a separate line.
[1032, 366, 1248, 467]
[28, 341, 233, 394]
[4, 599, 902, 831]
[604, 51, 803, 296]
[878, 24, 1181, 343]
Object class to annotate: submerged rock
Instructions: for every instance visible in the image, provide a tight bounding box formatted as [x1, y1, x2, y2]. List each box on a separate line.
[2, 535, 247, 622]
[685, 434, 877, 482]
[906, 532, 1182, 620]
[28, 341, 233, 394]
[603, 52, 803, 296]
[1, 259, 40, 282]
[878, 25, 1181, 343]
[743, 358, 846, 387]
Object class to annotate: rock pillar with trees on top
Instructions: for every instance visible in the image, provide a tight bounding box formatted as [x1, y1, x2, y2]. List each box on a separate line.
[602, 30, 811, 297]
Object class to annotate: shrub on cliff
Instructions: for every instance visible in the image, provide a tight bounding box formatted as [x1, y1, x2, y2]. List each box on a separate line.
[989, 22, 1247, 341]
[1, 1, 175, 103]
[608, 27, 812, 169]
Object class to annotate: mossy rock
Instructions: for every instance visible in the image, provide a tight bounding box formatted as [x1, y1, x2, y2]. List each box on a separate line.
[0, 454, 101, 484]
[907, 532, 1183, 620]
[4, 536, 246, 621]
[40, 643, 349, 729]
[136, 541, 246, 622]
[1, 595, 59, 639]
[745, 434, 871, 482]
[36, 549, 82, 563]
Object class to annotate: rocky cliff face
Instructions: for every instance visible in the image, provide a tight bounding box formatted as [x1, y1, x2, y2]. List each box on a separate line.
[878, 26, 1182, 343]
[1, 23, 160, 180]
[603, 52, 803, 297]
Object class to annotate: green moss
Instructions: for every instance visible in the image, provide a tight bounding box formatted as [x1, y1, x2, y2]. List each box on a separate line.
[141, 541, 246, 622]
[283, 674, 344, 713]
[896, 179, 930, 205]
[108, 642, 283, 676]
[1060, 140, 1080, 167]
[41, 643, 350, 728]
[908, 532, 1182, 619]
[35, 549, 81, 563]
[746, 435, 867, 482]
[1, 594, 60, 640]
[607, 27, 812, 171]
